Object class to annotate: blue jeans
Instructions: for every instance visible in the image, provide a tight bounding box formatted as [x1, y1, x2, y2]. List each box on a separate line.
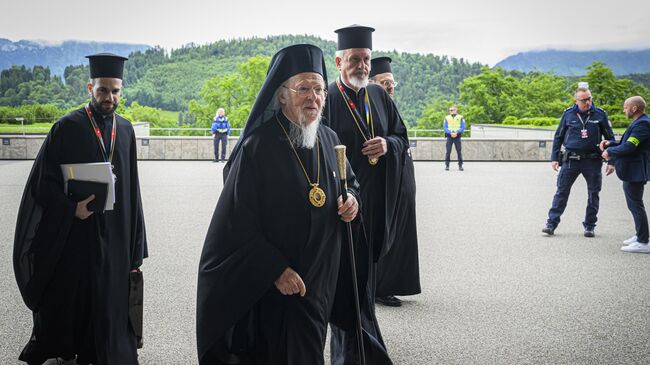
[547, 158, 603, 229]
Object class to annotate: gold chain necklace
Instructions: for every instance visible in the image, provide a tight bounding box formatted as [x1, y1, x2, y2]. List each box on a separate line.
[336, 78, 378, 165]
[275, 115, 326, 208]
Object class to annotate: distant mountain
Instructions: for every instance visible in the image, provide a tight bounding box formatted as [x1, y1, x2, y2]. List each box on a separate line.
[495, 49, 650, 76]
[0, 39, 151, 76]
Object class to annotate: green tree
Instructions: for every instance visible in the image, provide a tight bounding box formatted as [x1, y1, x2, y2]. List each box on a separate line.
[190, 55, 270, 129]
[456, 67, 521, 123]
[584, 61, 650, 115]
[416, 97, 454, 130]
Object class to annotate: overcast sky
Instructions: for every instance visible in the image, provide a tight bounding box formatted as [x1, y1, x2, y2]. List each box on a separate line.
[3, 0, 649, 65]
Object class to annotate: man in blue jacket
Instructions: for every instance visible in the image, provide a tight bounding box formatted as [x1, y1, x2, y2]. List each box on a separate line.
[211, 108, 230, 162]
[543, 86, 615, 237]
[601, 96, 650, 253]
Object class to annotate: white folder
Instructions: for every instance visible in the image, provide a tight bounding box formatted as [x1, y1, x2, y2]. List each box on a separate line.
[60, 162, 115, 211]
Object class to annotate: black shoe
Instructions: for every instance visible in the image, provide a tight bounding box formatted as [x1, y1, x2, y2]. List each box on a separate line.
[584, 228, 595, 237]
[459, 165, 464, 171]
[445, 166, 450, 171]
[542, 225, 555, 235]
[375, 295, 402, 307]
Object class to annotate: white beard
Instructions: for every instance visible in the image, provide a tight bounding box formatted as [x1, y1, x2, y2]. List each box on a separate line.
[289, 115, 320, 149]
[348, 74, 369, 90]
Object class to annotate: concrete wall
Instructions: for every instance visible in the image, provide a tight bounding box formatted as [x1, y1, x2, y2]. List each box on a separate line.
[409, 138, 552, 161]
[0, 135, 554, 161]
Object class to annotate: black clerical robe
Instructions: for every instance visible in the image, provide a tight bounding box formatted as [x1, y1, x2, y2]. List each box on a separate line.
[14, 106, 148, 365]
[197, 113, 360, 365]
[376, 149, 421, 297]
[324, 81, 408, 261]
[324, 80, 414, 365]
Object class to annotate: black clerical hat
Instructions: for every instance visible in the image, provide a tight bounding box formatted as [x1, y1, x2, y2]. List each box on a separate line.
[370, 57, 392, 78]
[335, 24, 374, 50]
[224, 44, 327, 178]
[86, 53, 128, 79]
[267, 44, 326, 81]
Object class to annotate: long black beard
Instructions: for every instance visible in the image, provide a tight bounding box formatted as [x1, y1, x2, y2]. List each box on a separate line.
[90, 97, 116, 118]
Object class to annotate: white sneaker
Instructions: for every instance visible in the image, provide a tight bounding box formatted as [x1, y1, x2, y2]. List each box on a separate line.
[623, 236, 638, 245]
[621, 241, 650, 253]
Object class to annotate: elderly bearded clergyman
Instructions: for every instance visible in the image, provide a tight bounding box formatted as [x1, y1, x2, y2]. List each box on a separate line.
[197, 44, 362, 365]
[324, 24, 410, 365]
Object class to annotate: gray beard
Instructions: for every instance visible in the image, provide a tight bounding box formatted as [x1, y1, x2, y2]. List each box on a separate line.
[288, 116, 320, 149]
[348, 74, 369, 90]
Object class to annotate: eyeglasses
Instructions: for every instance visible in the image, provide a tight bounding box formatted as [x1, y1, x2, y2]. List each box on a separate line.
[282, 85, 327, 98]
[577, 97, 592, 103]
[379, 80, 398, 88]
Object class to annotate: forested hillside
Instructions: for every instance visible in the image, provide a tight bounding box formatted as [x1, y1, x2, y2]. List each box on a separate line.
[0, 35, 484, 125]
[3, 36, 649, 131]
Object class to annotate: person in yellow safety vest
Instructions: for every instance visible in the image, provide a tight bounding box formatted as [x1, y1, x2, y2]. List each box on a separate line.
[443, 105, 465, 170]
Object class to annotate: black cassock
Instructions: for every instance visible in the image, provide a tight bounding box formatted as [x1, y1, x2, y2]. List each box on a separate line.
[376, 138, 421, 297]
[197, 113, 361, 365]
[324, 80, 416, 364]
[325, 82, 419, 365]
[13, 106, 148, 365]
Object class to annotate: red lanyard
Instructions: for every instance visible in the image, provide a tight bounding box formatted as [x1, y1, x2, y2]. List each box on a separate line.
[336, 78, 375, 140]
[84, 104, 116, 162]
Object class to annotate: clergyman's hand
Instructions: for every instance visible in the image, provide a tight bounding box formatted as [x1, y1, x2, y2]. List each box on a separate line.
[551, 161, 560, 171]
[274, 267, 306, 297]
[361, 137, 388, 160]
[337, 195, 358, 223]
[75, 194, 95, 220]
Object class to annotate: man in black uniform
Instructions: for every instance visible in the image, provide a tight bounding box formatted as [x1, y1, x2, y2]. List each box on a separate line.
[14, 53, 148, 365]
[369, 56, 421, 308]
[543, 86, 614, 237]
[197, 44, 361, 365]
[324, 24, 410, 365]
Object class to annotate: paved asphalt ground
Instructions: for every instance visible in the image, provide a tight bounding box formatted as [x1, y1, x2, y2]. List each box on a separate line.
[1, 160, 649, 365]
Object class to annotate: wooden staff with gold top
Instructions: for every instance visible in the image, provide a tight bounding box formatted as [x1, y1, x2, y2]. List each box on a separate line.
[334, 144, 366, 365]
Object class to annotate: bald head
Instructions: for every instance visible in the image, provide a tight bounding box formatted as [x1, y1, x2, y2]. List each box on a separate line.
[624, 96, 646, 120]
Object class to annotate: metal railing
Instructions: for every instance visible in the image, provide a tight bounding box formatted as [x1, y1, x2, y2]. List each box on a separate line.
[11, 125, 612, 139]
[146, 128, 449, 138]
[0, 126, 448, 137]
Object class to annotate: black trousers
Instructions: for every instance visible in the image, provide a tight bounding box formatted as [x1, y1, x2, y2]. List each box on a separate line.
[445, 136, 463, 166]
[623, 181, 649, 243]
[213, 133, 228, 161]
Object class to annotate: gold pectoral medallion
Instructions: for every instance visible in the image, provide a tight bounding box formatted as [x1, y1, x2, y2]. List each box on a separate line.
[275, 115, 325, 209]
[309, 184, 326, 208]
[368, 157, 378, 165]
